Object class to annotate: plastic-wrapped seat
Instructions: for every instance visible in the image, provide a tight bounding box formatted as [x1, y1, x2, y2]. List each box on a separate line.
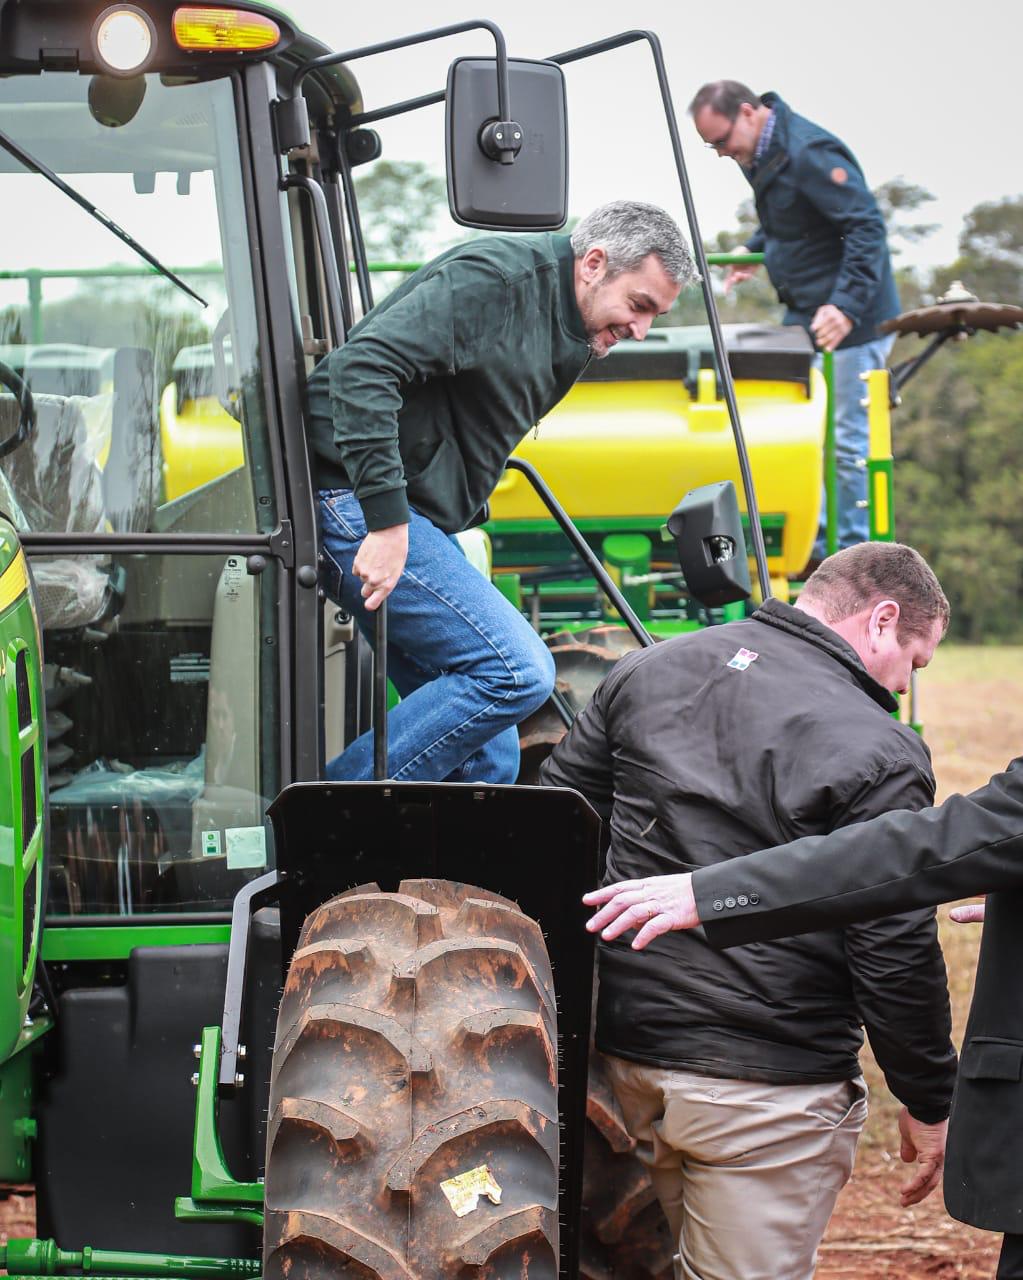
[0, 345, 159, 630]
[0, 390, 110, 629]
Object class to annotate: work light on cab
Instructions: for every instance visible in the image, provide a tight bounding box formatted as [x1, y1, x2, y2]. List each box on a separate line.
[172, 6, 281, 53]
[91, 5, 157, 76]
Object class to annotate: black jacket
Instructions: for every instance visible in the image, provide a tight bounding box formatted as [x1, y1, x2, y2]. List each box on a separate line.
[540, 600, 955, 1121]
[744, 93, 899, 348]
[304, 234, 590, 531]
[694, 757, 1023, 1231]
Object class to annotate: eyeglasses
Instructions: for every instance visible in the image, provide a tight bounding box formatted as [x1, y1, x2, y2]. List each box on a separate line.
[704, 119, 737, 153]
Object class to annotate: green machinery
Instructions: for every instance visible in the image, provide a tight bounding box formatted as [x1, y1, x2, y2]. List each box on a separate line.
[0, 5, 770, 1278]
[2, 3, 998, 1279]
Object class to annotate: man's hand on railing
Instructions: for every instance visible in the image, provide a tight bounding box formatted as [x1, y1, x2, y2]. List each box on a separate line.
[353, 524, 408, 611]
[723, 251, 760, 294]
[810, 303, 853, 352]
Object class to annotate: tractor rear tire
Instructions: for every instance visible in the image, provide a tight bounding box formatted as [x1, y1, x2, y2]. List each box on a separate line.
[263, 879, 560, 1280]
[579, 1052, 675, 1280]
[517, 626, 644, 784]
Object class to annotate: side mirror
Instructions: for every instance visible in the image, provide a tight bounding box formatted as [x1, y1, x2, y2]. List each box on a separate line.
[667, 481, 753, 608]
[446, 56, 568, 230]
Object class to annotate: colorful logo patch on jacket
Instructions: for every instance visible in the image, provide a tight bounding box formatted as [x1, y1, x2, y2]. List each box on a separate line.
[726, 647, 759, 671]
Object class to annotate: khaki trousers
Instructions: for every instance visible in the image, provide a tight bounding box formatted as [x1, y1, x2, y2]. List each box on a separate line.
[604, 1054, 867, 1280]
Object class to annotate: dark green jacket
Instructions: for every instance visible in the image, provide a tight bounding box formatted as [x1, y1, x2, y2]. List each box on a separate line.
[305, 233, 590, 532]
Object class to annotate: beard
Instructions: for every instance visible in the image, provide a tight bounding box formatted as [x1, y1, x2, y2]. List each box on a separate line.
[578, 277, 614, 358]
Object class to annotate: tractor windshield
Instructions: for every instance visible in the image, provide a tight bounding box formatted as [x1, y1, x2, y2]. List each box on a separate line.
[0, 71, 282, 916]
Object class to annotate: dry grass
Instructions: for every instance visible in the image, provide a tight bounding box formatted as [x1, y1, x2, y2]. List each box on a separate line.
[918, 645, 1023, 801]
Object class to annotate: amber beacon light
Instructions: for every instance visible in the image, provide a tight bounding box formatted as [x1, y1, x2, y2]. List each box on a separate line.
[173, 6, 281, 52]
[92, 6, 157, 75]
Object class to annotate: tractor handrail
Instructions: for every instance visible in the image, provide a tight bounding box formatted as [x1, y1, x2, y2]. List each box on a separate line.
[504, 457, 655, 649]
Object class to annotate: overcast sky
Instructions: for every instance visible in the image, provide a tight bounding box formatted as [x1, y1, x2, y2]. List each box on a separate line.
[281, 0, 1019, 275]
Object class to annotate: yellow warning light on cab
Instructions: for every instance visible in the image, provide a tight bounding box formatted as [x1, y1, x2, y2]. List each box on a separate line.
[172, 6, 281, 52]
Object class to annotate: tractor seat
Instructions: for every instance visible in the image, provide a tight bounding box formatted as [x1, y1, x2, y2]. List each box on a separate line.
[0, 390, 112, 630]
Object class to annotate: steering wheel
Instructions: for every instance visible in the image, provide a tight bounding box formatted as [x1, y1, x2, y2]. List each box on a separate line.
[0, 361, 36, 458]
[211, 311, 242, 423]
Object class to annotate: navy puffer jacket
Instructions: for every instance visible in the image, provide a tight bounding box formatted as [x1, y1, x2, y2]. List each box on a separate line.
[744, 93, 899, 348]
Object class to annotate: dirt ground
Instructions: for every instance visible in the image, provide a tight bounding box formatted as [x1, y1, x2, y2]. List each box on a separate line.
[818, 645, 1023, 1279]
[1, 646, 1020, 1273]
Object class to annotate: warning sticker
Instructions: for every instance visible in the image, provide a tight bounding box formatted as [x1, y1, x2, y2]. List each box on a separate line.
[726, 647, 759, 671]
[439, 1165, 503, 1218]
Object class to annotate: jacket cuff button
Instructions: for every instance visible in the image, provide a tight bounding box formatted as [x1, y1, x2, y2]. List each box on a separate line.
[749, 893, 760, 905]
[737, 895, 749, 907]
[712, 899, 724, 912]
[724, 897, 736, 909]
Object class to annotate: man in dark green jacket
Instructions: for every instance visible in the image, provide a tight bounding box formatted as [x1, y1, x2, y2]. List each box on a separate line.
[690, 82, 899, 562]
[307, 201, 694, 782]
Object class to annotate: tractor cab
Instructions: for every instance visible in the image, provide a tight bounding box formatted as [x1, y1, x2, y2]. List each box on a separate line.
[0, 57, 285, 918]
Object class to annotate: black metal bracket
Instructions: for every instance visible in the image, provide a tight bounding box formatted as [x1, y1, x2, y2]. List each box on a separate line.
[267, 519, 295, 569]
[889, 329, 957, 400]
[293, 20, 516, 133]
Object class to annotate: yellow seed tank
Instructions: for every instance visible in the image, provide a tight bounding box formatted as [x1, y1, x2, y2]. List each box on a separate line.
[490, 324, 826, 580]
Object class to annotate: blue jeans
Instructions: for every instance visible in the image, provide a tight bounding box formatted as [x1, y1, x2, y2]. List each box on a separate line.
[318, 490, 555, 783]
[812, 334, 895, 557]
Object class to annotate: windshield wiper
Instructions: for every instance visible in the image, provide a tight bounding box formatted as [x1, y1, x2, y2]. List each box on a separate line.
[0, 125, 207, 308]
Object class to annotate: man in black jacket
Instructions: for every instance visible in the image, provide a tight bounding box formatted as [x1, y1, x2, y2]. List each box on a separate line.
[306, 201, 694, 784]
[587, 754, 1023, 1275]
[545, 542, 955, 1280]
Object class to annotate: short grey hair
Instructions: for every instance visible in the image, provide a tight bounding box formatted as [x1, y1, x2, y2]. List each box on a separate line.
[570, 201, 697, 287]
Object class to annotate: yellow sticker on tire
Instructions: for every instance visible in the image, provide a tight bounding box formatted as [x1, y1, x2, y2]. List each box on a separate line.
[440, 1165, 503, 1217]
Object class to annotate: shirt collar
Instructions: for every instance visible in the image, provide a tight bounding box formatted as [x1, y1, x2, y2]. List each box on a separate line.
[753, 107, 777, 166]
[752, 597, 898, 712]
[555, 234, 589, 345]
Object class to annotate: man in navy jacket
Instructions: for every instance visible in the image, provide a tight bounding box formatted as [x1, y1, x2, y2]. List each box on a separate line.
[690, 82, 899, 560]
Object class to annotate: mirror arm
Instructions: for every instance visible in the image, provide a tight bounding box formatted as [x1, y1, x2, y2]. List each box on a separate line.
[292, 20, 520, 163]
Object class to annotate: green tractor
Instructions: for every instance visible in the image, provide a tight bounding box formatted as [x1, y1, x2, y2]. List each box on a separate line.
[0, 3, 939, 1279]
